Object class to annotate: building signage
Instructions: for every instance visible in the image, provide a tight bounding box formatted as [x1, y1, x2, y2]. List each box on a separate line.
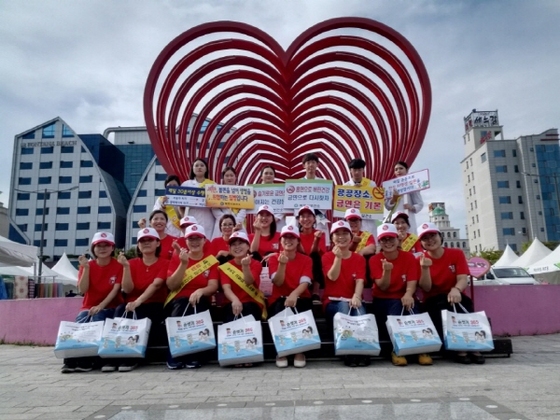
[464, 110, 499, 132]
[21, 141, 78, 148]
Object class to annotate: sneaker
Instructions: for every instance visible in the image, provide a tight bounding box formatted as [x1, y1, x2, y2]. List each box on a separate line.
[344, 356, 358, 367]
[185, 360, 201, 369]
[391, 352, 407, 366]
[166, 360, 185, 370]
[61, 364, 76, 374]
[470, 353, 485, 365]
[293, 354, 306, 368]
[75, 363, 93, 372]
[418, 353, 433, 366]
[101, 365, 117, 373]
[357, 356, 371, 367]
[275, 356, 288, 368]
[118, 364, 137, 372]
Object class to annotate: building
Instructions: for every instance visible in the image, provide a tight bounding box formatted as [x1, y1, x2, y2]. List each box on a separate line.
[461, 109, 560, 253]
[428, 202, 470, 256]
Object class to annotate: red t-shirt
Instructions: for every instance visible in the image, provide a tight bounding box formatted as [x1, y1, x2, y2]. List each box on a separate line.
[369, 251, 420, 299]
[126, 257, 169, 304]
[321, 252, 366, 303]
[78, 258, 123, 311]
[420, 248, 470, 300]
[268, 253, 312, 304]
[168, 238, 212, 270]
[159, 234, 178, 260]
[210, 236, 229, 256]
[299, 230, 327, 255]
[249, 232, 281, 256]
[219, 259, 262, 304]
[167, 253, 219, 299]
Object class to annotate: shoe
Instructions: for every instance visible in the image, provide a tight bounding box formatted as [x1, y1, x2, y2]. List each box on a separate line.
[118, 364, 137, 372]
[391, 352, 408, 366]
[455, 353, 471, 365]
[418, 353, 433, 366]
[166, 360, 185, 370]
[101, 365, 117, 373]
[293, 354, 306, 368]
[275, 356, 288, 368]
[311, 294, 321, 305]
[470, 353, 485, 364]
[344, 356, 358, 367]
[185, 360, 201, 369]
[61, 364, 76, 374]
[75, 363, 93, 372]
[357, 356, 371, 367]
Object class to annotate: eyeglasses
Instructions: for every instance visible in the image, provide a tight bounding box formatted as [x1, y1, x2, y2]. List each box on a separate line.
[379, 236, 397, 243]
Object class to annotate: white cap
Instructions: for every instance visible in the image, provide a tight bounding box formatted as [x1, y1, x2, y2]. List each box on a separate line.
[228, 231, 250, 244]
[180, 215, 198, 227]
[344, 208, 362, 220]
[417, 222, 441, 239]
[391, 211, 410, 224]
[137, 228, 159, 241]
[184, 224, 206, 239]
[91, 232, 115, 246]
[257, 204, 274, 216]
[377, 223, 398, 240]
[280, 224, 300, 239]
[297, 205, 315, 217]
[330, 220, 352, 234]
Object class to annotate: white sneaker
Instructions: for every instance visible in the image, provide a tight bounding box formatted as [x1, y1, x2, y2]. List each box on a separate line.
[118, 364, 137, 372]
[101, 365, 117, 373]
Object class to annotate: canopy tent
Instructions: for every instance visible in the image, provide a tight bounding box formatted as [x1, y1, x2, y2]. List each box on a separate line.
[51, 253, 79, 283]
[511, 238, 552, 269]
[0, 236, 37, 267]
[0, 263, 77, 285]
[526, 244, 560, 284]
[493, 244, 519, 267]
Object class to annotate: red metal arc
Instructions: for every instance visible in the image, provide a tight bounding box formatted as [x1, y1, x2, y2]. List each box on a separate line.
[143, 17, 431, 185]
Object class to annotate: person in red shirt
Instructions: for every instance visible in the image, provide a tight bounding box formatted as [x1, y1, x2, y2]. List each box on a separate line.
[392, 212, 423, 254]
[61, 232, 123, 374]
[369, 223, 427, 367]
[249, 205, 281, 260]
[138, 210, 178, 260]
[219, 231, 263, 323]
[417, 222, 484, 365]
[346, 208, 376, 257]
[297, 205, 327, 304]
[210, 214, 237, 264]
[322, 221, 367, 367]
[165, 224, 219, 370]
[267, 225, 313, 368]
[174, 215, 212, 254]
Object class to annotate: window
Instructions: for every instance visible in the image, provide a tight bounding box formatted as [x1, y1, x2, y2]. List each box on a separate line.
[530, 147, 534, 152]
[60, 161, 73, 168]
[17, 193, 30, 200]
[501, 212, 513, 220]
[499, 196, 511, 204]
[131, 237, 138, 245]
[133, 205, 147, 213]
[37, 192, 51, 200]
[473, 186, 476, 194]
[462, 242, 466, 248]
[75, 238, 89, 247]
[155, 173, 167, 181]
[21, 147, 34, 155]
[38, 176, 52, 184]
[453, 232, 457, 238]
[481, 153, 487, 163]
[503, 228, 515, 235]
[497, 181, 510, 188]
[56, 223, 69, 230]
[54, 239, 68, 247]
[534, 179, 538, 183]
[97, 222, 111, 229]
[99, 190, 107, 198]
[494, 150, 506, 157]
[154, 189, 165, 196]
[58, 191, 71, 199]
[541, 227, 545, 232]
[42, 123, 55, 138]
[516, 180, 521, 188]
[19, 177, 31, 185]
[536, 195, 541, 200]
[77, 206, 91, 214]
[36, 208, 50, 216]
[444, 242, 448, 247]
[522, 228, 527, 234]
[35, 223, 44, 231]
[79, 175, 93, 183]
[511, 244, 517, 252]
[512, 150, 517, 157]
[41, 146, 54, 154]
[520, 212, 525, 220]
[446, 232, 451, 238]
[18, 224, 28, 232]
[496, 165, 508, 173]
[16, 208, 29, 216]
[80, 160, 93, 167]
[22, 131, 35, 139]
[76, 222, 90, 230]
[59, 176, 72, 184]
[56, 207, 70, 215]
[20, 162, 32, 170]
[40, 161, 53, 169]
[137, 190, 147, 197]
[518, 196, 523, 204]
[538, 211, 543, 215]
[467, 175, 470, 183]
[61, 146, 74, 153]
[98, 206, 111, 214]
[476, 215, 479, 222]
[78, 191, 92, 199]
[34, 239, 47, 247]
[514, 165, 519, 173]
[62, 125, 73, 138]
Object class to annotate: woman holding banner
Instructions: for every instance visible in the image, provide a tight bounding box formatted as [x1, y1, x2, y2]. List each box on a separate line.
[151, 174, 183, 238]
[211, 166, 247, 239]
[384, 161, 424, 233]
[391, 212, 423, 254]
[260, 165, 288, 230]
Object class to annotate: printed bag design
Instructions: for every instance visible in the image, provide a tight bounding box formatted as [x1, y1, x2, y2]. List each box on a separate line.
[165, 310, 216, 357]
[442, 305, 494, 352]
[386, 312, 442, 356]
[268, 308, 321, 357]
[333, 312, 381, 356]
[217, 315, 264, 366]
[54, 320, 104, 359]
[98, 316, 151, 359]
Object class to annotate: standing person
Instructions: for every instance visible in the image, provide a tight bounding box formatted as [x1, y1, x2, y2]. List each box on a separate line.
[392, 212, 423, 254]
[152, 174, 183, 238]
[321, 221, 367, 367]
[180, 158, 216, 239]
[268, 225, 314, 368]
[142, 210, 178, 260]
[260, 165, 288, 231]
[61, 232, 123, 374]
[211, 214, 237, 264]
[250, 205, 281, 261]
[345, 208, 376, 257]
[113, 228, 169, 372]
[343, 158, 377, 235]
[384, 161, 424, 233]
[417, 222, 485, 365]
[211, 166, 246, 239]
[368, 223, 429, 367]
[301, 153, 330, 244]
[165, 224, 219, 370]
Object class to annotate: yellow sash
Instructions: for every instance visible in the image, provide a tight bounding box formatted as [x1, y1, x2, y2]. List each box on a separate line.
[355, 177, 372, 187]
[164, 255, 219, 306]
[160, 196, 181, 229]
[356, 231, 372, 252]
[219, 262, 267, 320]
[401, 233, 419, 252]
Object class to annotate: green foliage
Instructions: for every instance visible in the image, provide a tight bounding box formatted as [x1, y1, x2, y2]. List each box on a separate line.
[114, 247, 137, 259]
[521, 241, 560, 253]
[472, 248, 505, 265]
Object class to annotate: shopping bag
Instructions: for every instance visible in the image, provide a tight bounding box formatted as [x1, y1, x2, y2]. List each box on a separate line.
[98, 314, 151, 358]
[442, 303, 494, 352]
[333, 310, 380, 356]
[268, 308, 321, 357]
[259, 264, 272, 297]
[386, 310, 442, 356]
[217, 315, 264, 366]
[54, 319, 104, 359]
[165, 307, 216, 357]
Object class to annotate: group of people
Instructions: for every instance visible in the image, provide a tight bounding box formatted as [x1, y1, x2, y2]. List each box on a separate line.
[62, 154, 484, 374]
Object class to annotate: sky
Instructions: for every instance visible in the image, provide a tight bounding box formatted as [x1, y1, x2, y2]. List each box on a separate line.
[1, 0, 559, 236]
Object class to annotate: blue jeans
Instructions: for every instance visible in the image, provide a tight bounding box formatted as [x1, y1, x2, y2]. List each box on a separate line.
[75, 308, 115, 323]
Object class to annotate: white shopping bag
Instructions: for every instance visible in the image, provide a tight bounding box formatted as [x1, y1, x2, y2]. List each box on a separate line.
[259, 264, 272, 297]
[442, 303, 494, 352]
[98, 314, 151, 359]
[268, 308, 321, 357]
[54, 319, 104, 359]
[334, 310, 380, 356]
[386, 311, 442, 356]
[217, 315, 264, 366]
[165, 308, 216, 357]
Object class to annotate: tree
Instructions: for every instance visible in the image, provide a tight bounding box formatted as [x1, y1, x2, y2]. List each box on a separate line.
[521, 241, 560, 253]
[472, 248, 505, 265]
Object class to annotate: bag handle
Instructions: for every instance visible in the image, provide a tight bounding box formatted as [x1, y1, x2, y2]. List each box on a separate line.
[181, 303, 197, 318]
[400, 306, 415, 316]
[346, 307, 362, 316]
[120, 310, 137, 320]
[78, 315, 93, 323]
[452, 302, 469, 314]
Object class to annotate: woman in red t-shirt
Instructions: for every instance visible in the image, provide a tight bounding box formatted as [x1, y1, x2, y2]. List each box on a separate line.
[267, 225, 314, 368]
[417, 222, 484, 364]
[392, 212, 423, 255]
[210, 214, 237, 264]
[61, 232, 123, 374]
[249, 205, 281, 260]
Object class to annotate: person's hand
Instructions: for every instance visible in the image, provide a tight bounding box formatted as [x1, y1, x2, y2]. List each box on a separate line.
[161, 196, 169, 206]
[352, 235, 362, 244]
[278, 251, 289, 265]
[382, 259, 393, 271]
[234, 223, 243, 232]
[231, 298, 243, 316]
[351, 294, 362, 308]
[284, 293, 298, 307]
[138, 218, 147, 229]
[241, 254, 251, 266]
[178, 247, 190, 264]
[332, 246, 343, 258]
[447, 287, 462, 304]
[78, 255, 89, 267]
[397, 231, 407, 240]
[252, 219, 262, 231]
[217, 250, 230, 258]
[88, 305, 103, 316]
[401, 294, 415, 310]
[262, 253, 274, 264]
[403, 203, 412, 210]
[117, 252, 129, 267]
[126, 301, 141, 312]
[419, 254, 432, 268]
[391, 188, 401, 204]
[189, 289, 203, 306]
[314, 230, 323, 239]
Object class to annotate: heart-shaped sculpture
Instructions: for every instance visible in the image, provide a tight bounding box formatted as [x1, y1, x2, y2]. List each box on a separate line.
[144, 17, 431, 185]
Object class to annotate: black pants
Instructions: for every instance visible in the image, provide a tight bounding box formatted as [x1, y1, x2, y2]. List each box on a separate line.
[422, 293, 474, 340]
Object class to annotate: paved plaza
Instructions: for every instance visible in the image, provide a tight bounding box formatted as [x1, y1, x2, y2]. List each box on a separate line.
[1, 334, 560, 419]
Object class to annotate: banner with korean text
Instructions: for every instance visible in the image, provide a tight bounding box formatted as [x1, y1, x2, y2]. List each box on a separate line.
[165, 186, 206, 207]
[247, 184, 285, 214]
[205, 184, 254, 209]
[382, 169, 430, 201]
[283, 179, 333, 211]
[333, 185, 385, 219]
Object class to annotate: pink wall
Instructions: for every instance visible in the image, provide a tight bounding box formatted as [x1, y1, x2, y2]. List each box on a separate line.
[1, 286, 559, 345]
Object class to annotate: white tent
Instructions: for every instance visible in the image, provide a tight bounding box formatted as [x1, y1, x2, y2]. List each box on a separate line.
[0, 236, 37, 267]
[493, 244, 519, 267]
[0, 263, 77, 285]
[526, 244, 560, 284]
[51, 253, 79, 283]
[511, 238, 552, 269]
